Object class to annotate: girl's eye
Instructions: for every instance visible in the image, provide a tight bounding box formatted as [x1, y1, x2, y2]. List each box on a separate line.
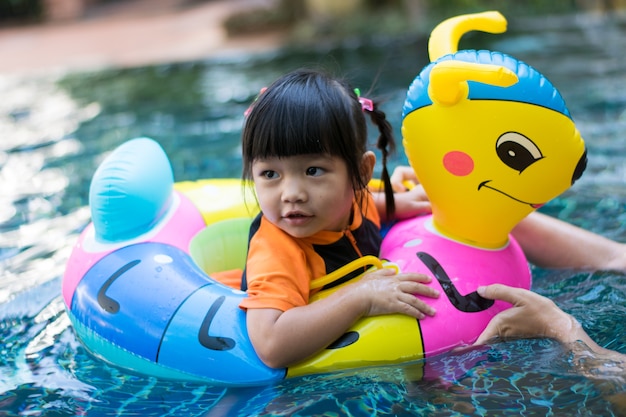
[261, 170, 278, 179]
[306, 167, 324, 176]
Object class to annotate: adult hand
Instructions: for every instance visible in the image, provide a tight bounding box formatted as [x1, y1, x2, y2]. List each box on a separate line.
[474, 284, 581, 345]
[393, 184, 432, 219]
[389, 166, 431, 219]
[390, 165, 419, 192]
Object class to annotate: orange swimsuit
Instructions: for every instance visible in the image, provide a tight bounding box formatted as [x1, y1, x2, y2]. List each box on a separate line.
[240, 192, 381, 312]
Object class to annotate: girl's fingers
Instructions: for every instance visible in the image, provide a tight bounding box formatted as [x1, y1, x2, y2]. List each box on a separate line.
[365, 267, 397, 279]
[398, 281, 439, 298]
[396, 272, 432, 283]
[399, 293, 436, 317]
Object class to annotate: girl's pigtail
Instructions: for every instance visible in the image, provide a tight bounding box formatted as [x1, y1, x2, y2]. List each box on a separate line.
[367, 105, 396, 220]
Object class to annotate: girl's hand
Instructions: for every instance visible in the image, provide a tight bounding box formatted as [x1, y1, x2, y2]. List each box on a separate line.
[355, 267, 439, 319]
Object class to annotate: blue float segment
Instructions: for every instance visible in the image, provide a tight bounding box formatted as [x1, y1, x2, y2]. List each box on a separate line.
[70, 241, 284, 385]
[89, 137, 174, 243]
[158, 283, 286, 386]
[71, 242, 209, 361]
[66, 309, 213, 382]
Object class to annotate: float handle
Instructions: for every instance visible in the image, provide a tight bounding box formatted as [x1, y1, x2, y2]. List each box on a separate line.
[309, 255, 399, 290]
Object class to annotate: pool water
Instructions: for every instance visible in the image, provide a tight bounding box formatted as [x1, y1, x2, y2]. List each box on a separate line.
[2, 11, 626, 416]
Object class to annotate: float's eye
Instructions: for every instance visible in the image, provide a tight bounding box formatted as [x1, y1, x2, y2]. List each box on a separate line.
[496, 132, 543, 173]
[572, 149, 587, 185]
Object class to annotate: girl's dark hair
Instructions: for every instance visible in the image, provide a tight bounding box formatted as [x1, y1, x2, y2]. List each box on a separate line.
[242, 68, 396, 218]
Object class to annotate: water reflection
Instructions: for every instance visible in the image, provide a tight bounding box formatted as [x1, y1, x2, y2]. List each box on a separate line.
[0, 11, 625, 416]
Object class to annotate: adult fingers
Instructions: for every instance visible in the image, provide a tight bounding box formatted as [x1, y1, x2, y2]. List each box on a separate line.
[390, 166, 418, 191]
[477, 283, 527, 306]
[474, 318, 502, 345]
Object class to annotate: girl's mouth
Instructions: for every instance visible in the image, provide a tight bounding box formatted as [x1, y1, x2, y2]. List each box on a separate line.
[284, 210, 310, 219]
[283, 211, 312, 226]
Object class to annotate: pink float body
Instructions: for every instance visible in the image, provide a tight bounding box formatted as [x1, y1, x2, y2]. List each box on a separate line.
[380, 214, 532, 357]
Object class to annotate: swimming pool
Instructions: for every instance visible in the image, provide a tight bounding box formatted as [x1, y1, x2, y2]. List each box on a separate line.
[1, 12, 625, 416]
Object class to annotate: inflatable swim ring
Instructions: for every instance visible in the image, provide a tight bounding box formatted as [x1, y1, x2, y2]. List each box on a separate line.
[62, 11, 587, 387]
[61, 137, 463, 386]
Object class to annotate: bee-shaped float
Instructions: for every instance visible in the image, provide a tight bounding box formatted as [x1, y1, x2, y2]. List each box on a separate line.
[378, 10, 587, 356]
[62, 11, 586, 386]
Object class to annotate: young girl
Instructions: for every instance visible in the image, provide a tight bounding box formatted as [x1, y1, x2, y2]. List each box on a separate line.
[239, 68, 439, 369]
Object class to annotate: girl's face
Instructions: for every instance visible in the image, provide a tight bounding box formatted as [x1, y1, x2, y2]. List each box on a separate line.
[252, 154, 355, 238]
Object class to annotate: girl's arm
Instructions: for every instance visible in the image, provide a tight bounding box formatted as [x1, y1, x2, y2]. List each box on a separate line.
[246, 268, 439, 368]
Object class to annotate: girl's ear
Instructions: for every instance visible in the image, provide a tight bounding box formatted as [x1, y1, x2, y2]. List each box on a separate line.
[360, 151, 376, 186]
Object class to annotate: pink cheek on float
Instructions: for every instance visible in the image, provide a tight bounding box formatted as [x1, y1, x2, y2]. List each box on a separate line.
[443, 151, 474, 176]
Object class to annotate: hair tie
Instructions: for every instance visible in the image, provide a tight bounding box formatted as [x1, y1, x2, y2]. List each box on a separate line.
[354, 88, 374, 112]
[244, 87, 267, 117]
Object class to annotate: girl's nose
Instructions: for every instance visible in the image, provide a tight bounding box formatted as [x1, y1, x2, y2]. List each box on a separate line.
[281, 178, 307, 203]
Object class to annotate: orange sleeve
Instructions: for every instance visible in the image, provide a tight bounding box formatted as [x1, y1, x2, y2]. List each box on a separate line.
[362, 191, 381, 229]
[239, 217, 312, 312]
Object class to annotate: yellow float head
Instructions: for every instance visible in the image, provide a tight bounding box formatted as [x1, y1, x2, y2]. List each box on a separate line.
[402, 11, 587, 248]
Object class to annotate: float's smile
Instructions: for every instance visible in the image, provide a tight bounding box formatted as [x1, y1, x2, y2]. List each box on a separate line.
[478, 180, 544, 208]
